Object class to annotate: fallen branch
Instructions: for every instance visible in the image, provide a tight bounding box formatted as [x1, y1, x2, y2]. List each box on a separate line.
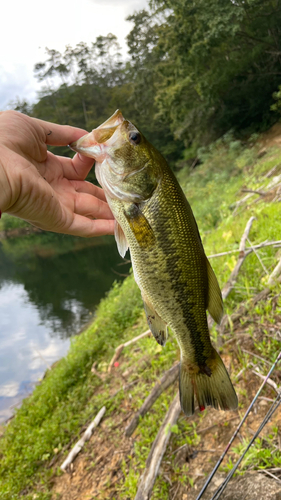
[61, 406, 106, 472]
[125, 363, 179, 437]
[108, 330, 151, 373]
[134, 395, 181, 500]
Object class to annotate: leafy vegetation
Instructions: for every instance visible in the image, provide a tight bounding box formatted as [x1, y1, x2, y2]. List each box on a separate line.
[0, 273, 143, 499]
[0, 137, 281, 498]
[2, 1, 281, 497]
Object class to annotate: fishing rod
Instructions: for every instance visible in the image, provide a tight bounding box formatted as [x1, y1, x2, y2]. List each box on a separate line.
[211, 390, 281, 500]
[195, 350, 281, 500]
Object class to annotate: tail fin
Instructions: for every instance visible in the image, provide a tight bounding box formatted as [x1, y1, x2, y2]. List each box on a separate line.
[179, 349, 238, 416]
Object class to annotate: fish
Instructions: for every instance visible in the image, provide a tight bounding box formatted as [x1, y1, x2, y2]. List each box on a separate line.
[70, 110, 238, 416]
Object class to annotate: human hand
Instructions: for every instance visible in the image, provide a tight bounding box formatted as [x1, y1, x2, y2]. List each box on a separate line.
[0, 110, 115, 237]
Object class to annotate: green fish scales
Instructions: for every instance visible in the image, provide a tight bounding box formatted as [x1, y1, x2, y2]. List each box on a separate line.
[70, 110, 238, 416]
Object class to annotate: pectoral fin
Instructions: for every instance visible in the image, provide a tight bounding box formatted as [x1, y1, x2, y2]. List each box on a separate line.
[114, 221, 129, 258]
[124, 204, 155, 249]
[142, 295, 168, 346]
[206, 257, 223, 324]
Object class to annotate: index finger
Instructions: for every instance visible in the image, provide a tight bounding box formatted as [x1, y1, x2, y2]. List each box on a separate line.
[32, 116, 90, 146]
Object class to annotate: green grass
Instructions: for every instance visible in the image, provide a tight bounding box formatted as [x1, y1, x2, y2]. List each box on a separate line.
[0, 273, 143, 500]
[0, 213, 30, 232]
[1, 135, 281, 498]
[224, 426, 281, 475]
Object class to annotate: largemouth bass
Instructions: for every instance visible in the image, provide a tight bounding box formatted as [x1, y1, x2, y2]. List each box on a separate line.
[70, 110, 238, 416]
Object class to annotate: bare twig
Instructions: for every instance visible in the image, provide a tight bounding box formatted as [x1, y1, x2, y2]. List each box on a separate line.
[222, 216, 256, 302]
[91, 361, 106, 381]
[60, 406, 106, 472]
[134, 395, 181, 500]
[241, 188, 266, 196]
[232, 192, 256, 215]
[220, 286, 279, 335]
[252, 370, 280, 393]
[171, 483, 180, 500]
[268, 257, 281, 287]
[241, 348, 271, 366]
[196, 415, 240, 435]
[263, 164, 280, 178]
[208, 239, 281, 259]
[247, 238, 269, 274]
[125, 364, 179, 437]
[258, 469, 281, 484]
[108, 330, 151, 373]
[108, 345, 125, 373]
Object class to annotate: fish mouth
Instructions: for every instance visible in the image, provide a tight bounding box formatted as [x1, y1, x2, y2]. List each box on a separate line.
[69, 110, 125, 159]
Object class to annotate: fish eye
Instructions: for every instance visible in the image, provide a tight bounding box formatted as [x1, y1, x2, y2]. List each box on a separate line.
[129, 131, 141, 145]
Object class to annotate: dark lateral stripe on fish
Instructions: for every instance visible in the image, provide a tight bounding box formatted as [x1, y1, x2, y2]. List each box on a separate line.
[152, 177, 210, 367]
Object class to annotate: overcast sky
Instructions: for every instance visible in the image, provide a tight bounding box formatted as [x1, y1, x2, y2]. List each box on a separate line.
[0, 0, 148, 110]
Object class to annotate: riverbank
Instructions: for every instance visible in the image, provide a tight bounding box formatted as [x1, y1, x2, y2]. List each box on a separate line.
[0, 134, 281, 499]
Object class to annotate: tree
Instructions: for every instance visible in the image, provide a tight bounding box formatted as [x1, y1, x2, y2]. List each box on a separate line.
[147, 0, 281, 144]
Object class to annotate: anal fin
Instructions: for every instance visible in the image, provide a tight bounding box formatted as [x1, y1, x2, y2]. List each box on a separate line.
[142, 295, 168, 346]
[206, 257, 223, 324]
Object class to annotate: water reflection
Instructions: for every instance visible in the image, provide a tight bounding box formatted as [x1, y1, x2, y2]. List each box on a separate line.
[0, 232, 130, 422]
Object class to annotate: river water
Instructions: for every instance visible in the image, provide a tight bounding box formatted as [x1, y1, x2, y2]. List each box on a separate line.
[0, 232, 129, 422]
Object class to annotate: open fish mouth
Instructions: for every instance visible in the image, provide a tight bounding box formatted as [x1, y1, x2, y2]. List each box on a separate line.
[69, 110, 125, 157]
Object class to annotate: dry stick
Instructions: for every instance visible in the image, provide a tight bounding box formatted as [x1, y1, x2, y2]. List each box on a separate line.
[134, 395, 181, 500]
[241, 188, 266, 196]
[108, 332, 146, 374]
[195, 351, 281, 500]
[125, 363, 180, 437]
[91, 361, 106, 381]
[241, 348, 272, 366]
[268, 257, 281, 286]
[208, 239, 281, 259]
[108, 330, 151, 373]
[247, 237, 269, 275]
[221, 282, 281, 335]
[259, 469, 281, 485]
[60, 406, 106, 472]
[222, 216, 255, 302]
[252, 370, 279, 393]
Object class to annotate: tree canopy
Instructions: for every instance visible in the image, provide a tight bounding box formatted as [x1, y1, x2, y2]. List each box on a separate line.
[15, 0, 281, 168]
